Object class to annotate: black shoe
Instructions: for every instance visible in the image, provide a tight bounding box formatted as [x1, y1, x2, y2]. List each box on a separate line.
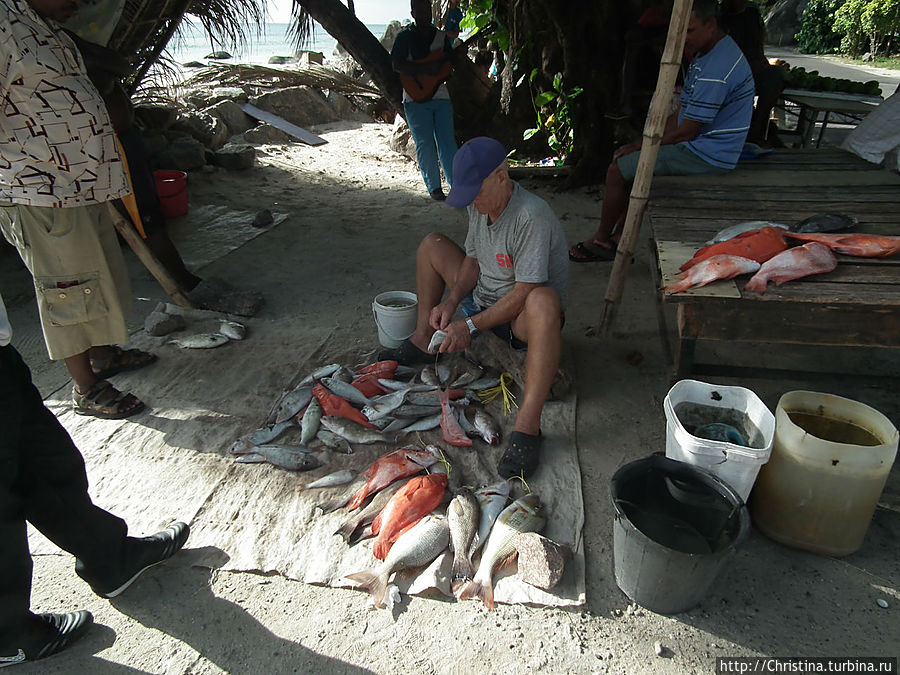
[429, 189, 446, 201]
[79, 522, 190, 599]
[377, 340, 433, 366]
[497, 431, 542, 479]
[0, 611, 93, 666]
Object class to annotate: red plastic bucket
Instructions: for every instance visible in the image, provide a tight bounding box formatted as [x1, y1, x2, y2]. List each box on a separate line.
[153, 170, 188, 218]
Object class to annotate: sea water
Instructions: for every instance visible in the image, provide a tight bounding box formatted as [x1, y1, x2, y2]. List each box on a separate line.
[168, 19, 391, 66]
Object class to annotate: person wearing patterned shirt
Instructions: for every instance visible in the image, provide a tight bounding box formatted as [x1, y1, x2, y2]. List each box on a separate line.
[569, 0, 755, 262]
[0, 0, 157, 419]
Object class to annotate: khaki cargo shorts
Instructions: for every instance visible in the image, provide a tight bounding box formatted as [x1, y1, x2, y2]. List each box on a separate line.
[0, 201, 131, 360]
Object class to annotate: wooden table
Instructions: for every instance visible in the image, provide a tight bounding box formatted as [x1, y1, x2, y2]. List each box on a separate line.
[648, 148, 900, 380]
[780, 89, 881, 148]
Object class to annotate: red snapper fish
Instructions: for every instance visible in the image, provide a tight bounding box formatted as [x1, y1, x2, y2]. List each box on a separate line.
[438, 387, 472, 447]
[371, 471, 448, 560]
[743, 242, 837, 294]
[680, 226, 788, 271]
[664, 255, 761, 295]
[345, 446, 440, 511]
[783, 232, 900, 258]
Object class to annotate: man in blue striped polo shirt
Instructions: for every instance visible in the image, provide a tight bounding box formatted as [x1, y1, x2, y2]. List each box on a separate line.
[570, 0, 754, 262]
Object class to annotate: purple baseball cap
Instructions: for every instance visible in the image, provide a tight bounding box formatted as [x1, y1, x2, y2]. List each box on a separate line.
[445, 137, 508, 208]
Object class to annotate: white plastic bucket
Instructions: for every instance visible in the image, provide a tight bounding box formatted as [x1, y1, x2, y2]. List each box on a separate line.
[664, 379, 775, 502]
[372, 291, 417, 348]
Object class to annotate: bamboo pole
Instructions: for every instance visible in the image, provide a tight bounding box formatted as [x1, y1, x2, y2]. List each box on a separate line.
[598, 0, 693, 333]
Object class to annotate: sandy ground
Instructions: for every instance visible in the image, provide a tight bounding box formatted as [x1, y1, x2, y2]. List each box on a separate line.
[4, 117, 899, 674]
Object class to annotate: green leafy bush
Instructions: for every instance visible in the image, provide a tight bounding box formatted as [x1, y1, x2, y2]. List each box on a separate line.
[795, 0, 845, 53]
[834, 0, 869, 55]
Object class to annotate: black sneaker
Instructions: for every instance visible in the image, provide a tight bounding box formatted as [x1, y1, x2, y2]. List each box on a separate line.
[0, 611, 93, 667]
[429, 188, 446, 201]
[377, 339, 433, 366]
[79, 522, 190, 599]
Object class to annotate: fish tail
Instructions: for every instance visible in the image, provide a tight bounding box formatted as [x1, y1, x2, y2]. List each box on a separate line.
[334, 520, 357, 542]
[345, 570, 389, 607]
[458, 579, 495, 610]
[450, 556, 475, 597]
[663, 277, 692, 295]
[742, 275, 767, 294]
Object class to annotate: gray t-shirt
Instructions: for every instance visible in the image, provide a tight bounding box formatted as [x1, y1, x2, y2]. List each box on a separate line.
[464, 182, 569, 311]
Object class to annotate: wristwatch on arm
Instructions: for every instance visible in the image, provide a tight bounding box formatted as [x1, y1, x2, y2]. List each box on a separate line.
[465, 317, 479, 336]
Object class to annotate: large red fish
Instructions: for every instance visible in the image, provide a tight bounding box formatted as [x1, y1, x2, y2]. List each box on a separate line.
[438, 387, 472, 447]
[345, 447, 440, 511]
[312, 384, 376, 429]
[680, 227, 788, 271]
[664, 255, 760, 295]
[743, 242, 837, 294]
[370, 471, 448, 560]
[783, 232, 900, 258]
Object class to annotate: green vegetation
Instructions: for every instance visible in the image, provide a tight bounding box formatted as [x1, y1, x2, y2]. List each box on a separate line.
[842, 55, 900, 69]
[522, 70, 583, 160]
[796, 0, 900, 56]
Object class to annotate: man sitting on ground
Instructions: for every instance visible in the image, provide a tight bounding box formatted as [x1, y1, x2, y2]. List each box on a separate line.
[380, 137, 569, 479]
[569, 0, 754, 262]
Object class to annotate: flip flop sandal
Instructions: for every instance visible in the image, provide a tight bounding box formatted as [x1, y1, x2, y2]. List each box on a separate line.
[497, 430, 542, 479]
[73, 380, 146, 419]
[91, 346, 157, 379]
[568, 241, 617, 263]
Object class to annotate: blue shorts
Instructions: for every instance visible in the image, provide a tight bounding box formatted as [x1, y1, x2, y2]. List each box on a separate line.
[616, 143, 730, 182]
[460, 294, 565, 351]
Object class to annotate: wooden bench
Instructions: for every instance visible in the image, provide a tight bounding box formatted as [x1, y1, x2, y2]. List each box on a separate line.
[647, 148, 900, 380]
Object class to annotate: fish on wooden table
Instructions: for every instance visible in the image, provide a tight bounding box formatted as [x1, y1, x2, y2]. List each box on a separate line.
[743, 242, 837, 294]
[345, 446, 441, 511]
[791, 212, 858, 234]
[680, 226, 788, 271]
[472, 481, 511, 553]
[319, 416, 397, 445]
[169, 333, 229, 349]
[230, 419, 295, 454]
[459, 494, 546, 610]
[235, 444, 320, 471]
[334, 479, 408, 544]
[705, 221, 789, 246]
[664, 255, 761, 295]
[345, 512, 450, 608]
[448, 488, 480, 596]
[438, 388, 472, 447]
[302, 469, 357, 490]
[783, 232, 900, 258]
[370, 469, 449, 560]
[272, 385, 313, 424]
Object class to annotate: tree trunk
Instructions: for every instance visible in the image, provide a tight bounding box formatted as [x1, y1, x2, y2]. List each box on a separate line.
[294, 0, 403, 113]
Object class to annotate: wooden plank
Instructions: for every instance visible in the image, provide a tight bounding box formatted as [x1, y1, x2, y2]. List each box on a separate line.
[239, 103, 328, 146]
[653, 170, 899, 188]
[656, 240, 743, 298]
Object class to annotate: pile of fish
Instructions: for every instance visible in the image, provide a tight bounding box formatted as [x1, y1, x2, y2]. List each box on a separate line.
[666, 213, 900, 295]
[331, 449, 547, 610]
[228, 356, 503, 473]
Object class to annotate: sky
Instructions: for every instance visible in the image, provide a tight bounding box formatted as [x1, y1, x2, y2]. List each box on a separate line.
[267, 0, 411, 24]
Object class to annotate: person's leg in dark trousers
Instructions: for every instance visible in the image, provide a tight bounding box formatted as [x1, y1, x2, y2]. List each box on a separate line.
[0, 344, 128, 638]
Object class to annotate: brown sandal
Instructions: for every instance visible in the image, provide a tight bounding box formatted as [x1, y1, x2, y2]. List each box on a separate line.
[73, 380, 146, 419]
[90, 346, 157, 379]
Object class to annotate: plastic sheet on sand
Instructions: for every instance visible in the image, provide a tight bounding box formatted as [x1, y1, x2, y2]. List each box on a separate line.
[29, 332, 585, 609]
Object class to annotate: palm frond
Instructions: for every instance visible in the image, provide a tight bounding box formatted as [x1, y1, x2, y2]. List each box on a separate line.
[181, 62, 382, 96]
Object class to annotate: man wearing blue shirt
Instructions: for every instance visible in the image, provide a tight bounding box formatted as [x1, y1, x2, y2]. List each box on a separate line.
[569, 0, 754, 262]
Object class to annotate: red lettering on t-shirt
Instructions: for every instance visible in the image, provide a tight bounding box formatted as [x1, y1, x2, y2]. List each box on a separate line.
[496, 253, 513, 268]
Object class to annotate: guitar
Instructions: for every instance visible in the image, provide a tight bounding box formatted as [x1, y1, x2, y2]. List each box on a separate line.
[399, 24, 495, 103]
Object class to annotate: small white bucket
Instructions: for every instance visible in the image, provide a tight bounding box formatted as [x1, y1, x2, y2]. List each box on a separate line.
[372, 291, 417, 348]
[663, 379, 775, 502]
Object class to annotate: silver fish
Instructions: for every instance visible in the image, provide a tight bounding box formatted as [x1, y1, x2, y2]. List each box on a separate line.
[472, 481, 511, 553]
[219, 320, 246, 340]
[298, 363, 341, 387]
[474, 409, 501, 446]
[392, 403, 442, 418]
[334, 479, 407, 544]
[448, 488, 480, 596]
[333, 366, 356, 383]
[169, 333, 229, 349]
[376, 378, 437, 393]
[466, 374, 502, 391]
[321, 377, 371, 407]
[450, 363, 484, 388]
[362, 390, 409, 421]
[273, 385, 313, 424]
[407, 391, 446, 406]
[456, 406, 477, 436]
[346, 512, 450, 608]
[705, 221, 789, 245]
[394, 365, 418, 379]
[420, 367, 440, 386]
[427, 330, 446, 353]
[459, 494, 545, 610]
[300, 398, 322, 445]
[314, 428, 353, 454]
[319, 416, 397, 445]
[436, 363, 451, 384]
[316, 476, 368, 513]
[303, 469, 357, 489]
[230, 419, 295, 454]
[236, 445, 320, 471]
[396, 412, 442, 433]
